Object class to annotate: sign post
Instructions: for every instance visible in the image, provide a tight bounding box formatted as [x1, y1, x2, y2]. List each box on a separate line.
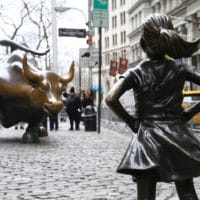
[92, 0, 109, 134]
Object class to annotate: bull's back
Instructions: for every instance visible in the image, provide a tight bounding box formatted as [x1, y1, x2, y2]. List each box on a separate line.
[0, 55, 29, 97]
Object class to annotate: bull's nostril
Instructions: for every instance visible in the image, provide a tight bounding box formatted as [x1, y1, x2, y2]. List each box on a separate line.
[44, 102, 63, 114]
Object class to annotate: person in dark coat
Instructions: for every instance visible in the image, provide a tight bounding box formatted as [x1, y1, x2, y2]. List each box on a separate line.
[81, 89, 94, 109]
[49, 114, 59, 131]
[106, 13, 200, 200]
[64, 87, 82, 130]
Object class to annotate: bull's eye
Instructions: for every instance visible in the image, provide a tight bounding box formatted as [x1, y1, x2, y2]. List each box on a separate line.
[62, 86, 66, 91]
[39, 80, 50, 92]
[59, 83, 65, 91]
[39, 84, 47, 92]
[39, 87, 47, 93]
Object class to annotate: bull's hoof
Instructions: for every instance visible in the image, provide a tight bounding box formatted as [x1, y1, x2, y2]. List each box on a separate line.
[39, 126, 48, 137]
[22, 132, 39, 143]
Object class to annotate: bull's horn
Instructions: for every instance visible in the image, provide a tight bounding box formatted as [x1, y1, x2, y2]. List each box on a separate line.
[60, 61, 75, 85]
[23, 54, 42, 83]
[0, 39, 49, 56]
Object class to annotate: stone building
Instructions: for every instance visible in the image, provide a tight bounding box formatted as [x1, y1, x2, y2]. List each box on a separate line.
[92, 0, 200, 104]
[128, 0, 200, 90]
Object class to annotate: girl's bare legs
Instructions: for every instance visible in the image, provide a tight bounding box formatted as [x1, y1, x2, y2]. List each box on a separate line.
[175, 179, 198, 200]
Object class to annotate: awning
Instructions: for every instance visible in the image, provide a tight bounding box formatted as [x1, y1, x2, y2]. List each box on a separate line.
[91, 86, 103, 91]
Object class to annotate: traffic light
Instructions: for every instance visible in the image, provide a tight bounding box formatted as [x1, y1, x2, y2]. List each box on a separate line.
[87, 36, 93, 45]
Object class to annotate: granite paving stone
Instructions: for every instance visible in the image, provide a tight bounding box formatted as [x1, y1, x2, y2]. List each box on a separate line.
[0, 122, 199, 199]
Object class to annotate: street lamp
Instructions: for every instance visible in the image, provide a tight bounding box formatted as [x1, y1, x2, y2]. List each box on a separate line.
[51, 1, 87, 73]
[54, 7, 87, 24]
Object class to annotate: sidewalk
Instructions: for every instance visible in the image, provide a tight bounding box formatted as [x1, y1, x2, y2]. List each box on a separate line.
[0, 122, 199, 199]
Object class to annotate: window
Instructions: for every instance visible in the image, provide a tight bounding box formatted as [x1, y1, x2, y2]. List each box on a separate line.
[120, 0, 126, 6]
[105, 53, 110, 65]
[112, 34, 117, 46]
[131, 17, 134, 31]
[113, 52, 117, 61]
[120, 31, 126, 44]
[138, 11, 141, 26]
[124, 31, 126, 43]
[120, 11, 126, 25]
[162, 0, 166, 12]
[105, 36, 110, 49]
[112, 0, 117, 10]
[121, 49, 127, 58]
[112, 16, 117, 28]
[132, 47, 135, 61]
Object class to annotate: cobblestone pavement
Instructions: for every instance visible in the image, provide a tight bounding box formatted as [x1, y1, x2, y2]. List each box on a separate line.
[0, 122, 199, 199]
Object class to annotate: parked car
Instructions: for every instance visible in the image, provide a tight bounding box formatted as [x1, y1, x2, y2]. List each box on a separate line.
[182, 90, 200, 129]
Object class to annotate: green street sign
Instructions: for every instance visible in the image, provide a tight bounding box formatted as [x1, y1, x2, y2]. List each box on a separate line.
[92, 10, 109, 27]
[93, 0, 108, 10]
[93, 0, 109, 27]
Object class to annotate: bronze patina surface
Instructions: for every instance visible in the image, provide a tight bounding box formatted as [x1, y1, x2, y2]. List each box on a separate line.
[106, 14, 200, 200]
[0, 40, 74, 143]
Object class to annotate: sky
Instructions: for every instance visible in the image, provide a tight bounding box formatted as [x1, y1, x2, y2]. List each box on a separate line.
[0, 0, 88, 73]
[55, 0, 88, 73]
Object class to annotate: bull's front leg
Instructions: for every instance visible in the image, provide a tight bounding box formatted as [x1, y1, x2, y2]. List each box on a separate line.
[22, 122, 41, 143]
[39, 115, 48, 137]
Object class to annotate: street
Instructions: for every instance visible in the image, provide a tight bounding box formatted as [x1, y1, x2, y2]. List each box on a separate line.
[0, 122, 199, 199]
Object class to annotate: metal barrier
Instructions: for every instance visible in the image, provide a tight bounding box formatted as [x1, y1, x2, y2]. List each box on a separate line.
[59, 106, 67, 122]
[101, 106, 200, 135]
[101, 106, 133, 135]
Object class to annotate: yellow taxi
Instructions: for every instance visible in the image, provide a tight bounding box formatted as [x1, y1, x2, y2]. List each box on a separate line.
[182, 90, 200, 128]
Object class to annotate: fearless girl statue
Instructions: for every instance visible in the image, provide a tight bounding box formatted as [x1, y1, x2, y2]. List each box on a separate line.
[106, 13, 200, 200]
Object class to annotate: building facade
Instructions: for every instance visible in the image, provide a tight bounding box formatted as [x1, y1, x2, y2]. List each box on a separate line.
[92, 0, 200, 105]
[128, 0, 200, 90]
[92, 0, 131, 105]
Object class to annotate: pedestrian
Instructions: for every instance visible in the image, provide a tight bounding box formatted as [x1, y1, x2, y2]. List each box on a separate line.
[106, 13, 200, 200]
[80, 90, 86, 107]
[49, 114, 59, 131]
[81, 88, 94, 109]
[64, 87, 82, 131]
[86, 88, 95, 106]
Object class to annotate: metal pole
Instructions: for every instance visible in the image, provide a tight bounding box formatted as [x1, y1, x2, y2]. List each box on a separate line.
[51, 0, 58, 73]
[79, 61, 81, 94]
[88, 0, 92, 26]
[97, 27, 102, 133]
[89, 66, 93, 88]
[88, 0, 93, 89]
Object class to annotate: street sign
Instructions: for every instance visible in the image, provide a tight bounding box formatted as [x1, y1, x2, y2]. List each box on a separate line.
[92, 10, 109, 27]
[79, 48, 99, 68]
[58, 28, 86, 38]
[93, 0, 109, 28]
[93, 0, 108, 10]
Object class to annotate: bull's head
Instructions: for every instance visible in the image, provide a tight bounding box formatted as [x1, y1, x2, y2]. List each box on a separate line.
[23, 54, 74, 115]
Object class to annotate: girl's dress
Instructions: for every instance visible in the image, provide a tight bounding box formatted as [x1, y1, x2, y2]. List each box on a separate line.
[117, 60, 200, 182]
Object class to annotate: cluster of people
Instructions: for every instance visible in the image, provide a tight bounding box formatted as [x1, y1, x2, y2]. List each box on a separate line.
[39, 87, 95, 132]
[63, 87, 95, 131]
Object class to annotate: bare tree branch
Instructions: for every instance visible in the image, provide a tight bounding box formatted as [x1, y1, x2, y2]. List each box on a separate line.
[23, 0, 51, 50]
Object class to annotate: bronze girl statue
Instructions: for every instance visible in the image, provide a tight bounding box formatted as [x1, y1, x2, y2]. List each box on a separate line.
[106, 13, 200, 200]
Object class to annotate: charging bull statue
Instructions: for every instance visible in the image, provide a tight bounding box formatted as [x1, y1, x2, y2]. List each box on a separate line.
[0, 40, 74, 143]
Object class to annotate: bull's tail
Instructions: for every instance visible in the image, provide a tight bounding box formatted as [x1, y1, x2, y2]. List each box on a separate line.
[0, 39, 49, 56]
